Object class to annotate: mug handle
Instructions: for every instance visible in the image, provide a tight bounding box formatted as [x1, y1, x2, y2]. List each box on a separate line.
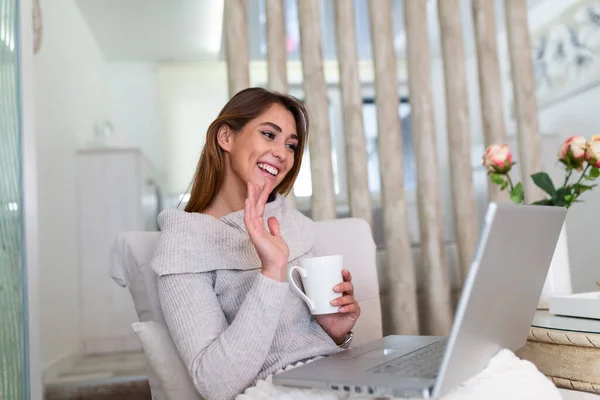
[288, 266, 315, 312]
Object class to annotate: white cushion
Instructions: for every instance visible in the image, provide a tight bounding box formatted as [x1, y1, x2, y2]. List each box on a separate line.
[132, 321, 202, 400]
[111, 232, 162, 322]
[442, 349, 562, 400]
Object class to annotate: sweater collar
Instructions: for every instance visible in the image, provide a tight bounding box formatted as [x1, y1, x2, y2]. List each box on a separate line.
[152, 194, 315, 276]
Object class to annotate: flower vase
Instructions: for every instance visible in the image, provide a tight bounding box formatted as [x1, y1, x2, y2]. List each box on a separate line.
[537, 222, 572, 309]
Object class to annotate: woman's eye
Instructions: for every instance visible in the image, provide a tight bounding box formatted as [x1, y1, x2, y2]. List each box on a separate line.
[286, 143, 298, 152]
[261, 131, 275, 139]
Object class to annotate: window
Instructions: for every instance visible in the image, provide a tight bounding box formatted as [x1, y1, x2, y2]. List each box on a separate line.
[292, 94, 341, 198]
[362, 97, 417, 194]
[292, 93, 417, 206]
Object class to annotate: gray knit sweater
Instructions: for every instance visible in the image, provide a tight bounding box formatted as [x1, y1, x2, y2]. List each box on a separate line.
[151, 194, 343, 400]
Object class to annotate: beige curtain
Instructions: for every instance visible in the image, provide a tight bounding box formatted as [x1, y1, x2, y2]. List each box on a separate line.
[368, 0, 419, 335]
[297, 0, 337, 221]
[505, 0, 543, 203]
[472, 0, 510, 203]
[265, 0, 298, 209]
[437, 0, 480, 284]
[224, 0, 539, 335]
[224, 0, 249, 97]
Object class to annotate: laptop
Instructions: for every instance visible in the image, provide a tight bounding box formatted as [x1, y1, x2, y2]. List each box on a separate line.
[273, 202, 567, 398]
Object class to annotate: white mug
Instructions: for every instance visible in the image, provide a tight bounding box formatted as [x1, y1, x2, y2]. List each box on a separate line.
[287, 255, 344, 315]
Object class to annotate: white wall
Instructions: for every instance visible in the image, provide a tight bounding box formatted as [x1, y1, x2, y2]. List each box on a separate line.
[107, 62, 164, 174]
[33, 0, 110, 370]
[156, 62, 229, 195]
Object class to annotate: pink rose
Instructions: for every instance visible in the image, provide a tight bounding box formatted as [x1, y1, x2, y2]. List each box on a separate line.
[558, 136, 587, 170]
[483, 144, 514, 174]
[586, 134, 600, 168]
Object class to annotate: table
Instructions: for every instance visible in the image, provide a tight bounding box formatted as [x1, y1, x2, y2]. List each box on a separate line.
[516, 310, 600, 395]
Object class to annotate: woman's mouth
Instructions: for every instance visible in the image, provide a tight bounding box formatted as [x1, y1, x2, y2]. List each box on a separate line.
[257, 162, 280, 178]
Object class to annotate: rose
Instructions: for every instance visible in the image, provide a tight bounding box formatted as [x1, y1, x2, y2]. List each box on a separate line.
[586, 134, 600, 168]
[483, 138, 600, 209]
[558, 135, 587, 170]
[483, 144, 514, 174]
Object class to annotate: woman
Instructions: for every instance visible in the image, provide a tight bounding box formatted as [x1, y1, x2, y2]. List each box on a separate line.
[151, 87, 361, 400]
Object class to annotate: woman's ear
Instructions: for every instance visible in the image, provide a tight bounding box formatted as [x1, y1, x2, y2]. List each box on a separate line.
[216, 125, 233, 152]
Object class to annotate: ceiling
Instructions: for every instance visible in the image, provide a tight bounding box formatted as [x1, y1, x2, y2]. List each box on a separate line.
[76, 0, 224, 61]
[76, 0, 545, 63]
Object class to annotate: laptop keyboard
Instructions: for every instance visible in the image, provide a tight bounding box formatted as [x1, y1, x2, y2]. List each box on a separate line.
[368, 339, 448, 378]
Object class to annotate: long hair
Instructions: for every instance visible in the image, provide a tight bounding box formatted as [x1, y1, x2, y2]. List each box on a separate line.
[184, 87, 309, 213]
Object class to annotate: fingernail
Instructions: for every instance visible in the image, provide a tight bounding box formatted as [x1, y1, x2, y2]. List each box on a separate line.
[330, 299, 337, 306]
[339, 306, 345, 312]
[334, 285, 340, 291]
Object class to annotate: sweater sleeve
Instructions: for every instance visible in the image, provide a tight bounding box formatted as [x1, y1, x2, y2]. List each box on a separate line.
[158, 271, 289, 400]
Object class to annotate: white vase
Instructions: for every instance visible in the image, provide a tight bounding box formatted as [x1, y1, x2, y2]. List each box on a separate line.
[537, 222, 572, 309]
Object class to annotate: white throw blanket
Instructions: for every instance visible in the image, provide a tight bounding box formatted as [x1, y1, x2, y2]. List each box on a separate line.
[236, 349, 563, 400]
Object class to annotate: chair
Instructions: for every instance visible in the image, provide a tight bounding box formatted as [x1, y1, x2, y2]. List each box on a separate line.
[111, 217, 382, 400]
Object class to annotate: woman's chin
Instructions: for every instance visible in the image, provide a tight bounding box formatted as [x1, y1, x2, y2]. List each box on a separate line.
[253, 171, 279, 188]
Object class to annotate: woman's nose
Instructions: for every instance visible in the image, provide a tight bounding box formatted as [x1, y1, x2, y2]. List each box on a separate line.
[272, 143, 287, 161]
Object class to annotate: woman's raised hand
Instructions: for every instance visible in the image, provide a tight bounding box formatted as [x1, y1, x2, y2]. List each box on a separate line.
[244, 180, 289, 282]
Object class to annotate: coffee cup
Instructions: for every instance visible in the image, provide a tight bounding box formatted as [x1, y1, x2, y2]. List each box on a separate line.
[287, 255, 343, 315]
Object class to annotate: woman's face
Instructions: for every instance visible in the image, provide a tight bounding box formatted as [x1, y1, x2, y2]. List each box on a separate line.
[221, 103, 299, 190]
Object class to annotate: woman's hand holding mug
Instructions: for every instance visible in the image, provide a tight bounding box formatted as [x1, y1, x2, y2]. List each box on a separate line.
[314, 268, 360, 345]
[288, 255, 361, 345]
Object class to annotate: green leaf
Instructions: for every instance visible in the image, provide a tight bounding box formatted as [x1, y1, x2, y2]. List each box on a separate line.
[510, 182, 525, 204]
[500, 181, 509, 190]
[531, 172, 557, 197]
[575, 184, 595, 194]
[489, 173, 505, 185]
[564, 194, 573, 202]
[554, 187, 570, 207]
[590, 167, 600, 178]
[531, 199, 553, 206]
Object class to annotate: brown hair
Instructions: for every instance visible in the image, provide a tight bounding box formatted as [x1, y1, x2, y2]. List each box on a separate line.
[184, 87, 309, 213]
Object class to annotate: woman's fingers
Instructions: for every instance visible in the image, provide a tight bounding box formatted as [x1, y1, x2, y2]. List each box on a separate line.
[331, 295, 354, 307]
[342, 269, 352, 282]
[267, 216, 281, 237]
[339, 301, 360, 315]
[333, 281, 354, 295]
[245, 183, 260, 235]
[246, 180, 280, 242]
[256, 180, 272, 217]
[244, 198, 251, 224]
[258, 179, 272, 205]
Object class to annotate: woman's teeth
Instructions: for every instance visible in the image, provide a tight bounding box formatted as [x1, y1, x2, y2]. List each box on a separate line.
[258, 163, 279, 176]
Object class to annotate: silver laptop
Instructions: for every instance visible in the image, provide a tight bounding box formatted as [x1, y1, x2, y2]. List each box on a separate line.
[273, 202, 567, 398]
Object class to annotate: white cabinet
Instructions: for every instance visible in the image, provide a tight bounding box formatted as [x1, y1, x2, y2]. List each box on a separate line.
[77, 148, 162, 354]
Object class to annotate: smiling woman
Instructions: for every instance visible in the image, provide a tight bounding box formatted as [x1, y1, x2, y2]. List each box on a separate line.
[150, 87, 360, 399]
[184, 87, 308, 215]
